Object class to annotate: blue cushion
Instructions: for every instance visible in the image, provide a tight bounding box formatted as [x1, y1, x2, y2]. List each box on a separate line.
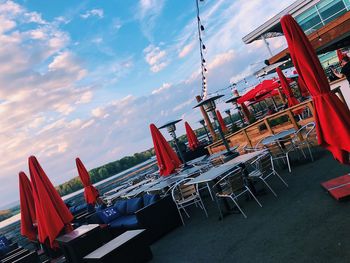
[0, 236, 10, 247]
[126, 198, 143, 214]
[109, 215, 139, 228]
[97, 207, 120, 224]
[143, 194, 160, 207]
[114, 200, 127, 215]
[0, 246, 11, 256]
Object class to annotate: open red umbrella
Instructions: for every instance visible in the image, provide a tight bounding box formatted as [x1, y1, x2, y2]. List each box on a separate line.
[29, 156, 73, 248]
[281, 14, 350, 164]
[185, 122, 200, 151]
[276, 67, 299, 107]
[76, 158, 99, 205]
[150, 124, 182, 176]
[19, 172, 37, 241]
[216, 110, 228, 133]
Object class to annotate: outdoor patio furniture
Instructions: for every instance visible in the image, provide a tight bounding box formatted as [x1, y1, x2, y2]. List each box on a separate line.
[260, 129, 307, 172]
[247, 152, 288, 197]
[212, 167, 262, 219]
[171, 178, 208, 225]
[89, 195, 182, 244]
[56, 224, 110, 263]
[83, 229, 152, 263]
[292, 122, 316, 161]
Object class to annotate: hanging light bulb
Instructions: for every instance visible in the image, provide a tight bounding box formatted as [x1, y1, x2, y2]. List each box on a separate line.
[204, 67, 207, 72]
[202, 44, 206, 50]
[202, 58, 206, 64]
[200, 25, 205, 31]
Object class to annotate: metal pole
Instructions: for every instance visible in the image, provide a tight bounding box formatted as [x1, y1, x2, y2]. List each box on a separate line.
[201, 123, 211, 142]
[171, 132, 187, 166]
[261, 34, 273, 57]
[212, 112, 232, 154]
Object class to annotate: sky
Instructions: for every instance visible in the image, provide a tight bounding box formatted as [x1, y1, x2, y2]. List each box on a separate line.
[0, 0, 295, 208]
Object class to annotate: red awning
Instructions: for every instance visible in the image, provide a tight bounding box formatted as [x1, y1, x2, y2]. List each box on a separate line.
[281, 14, 350, 164]
[19, 172, 37, 241]
[76, 158, 99, 205]
[29, 156, 73, 248]
[185, 122, 200, 151]
[216, 110, 228, 133]
[150, 124, 182, 176]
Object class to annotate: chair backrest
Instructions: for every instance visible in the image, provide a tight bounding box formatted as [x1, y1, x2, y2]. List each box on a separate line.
[171, 178, 198, 203]
[295, 122, 316, 140]
[213, 167, 244, 194]
[253, 153, 274, 177]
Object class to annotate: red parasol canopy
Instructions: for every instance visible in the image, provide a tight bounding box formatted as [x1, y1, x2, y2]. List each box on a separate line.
[29, 156, 73, 248]
[281, 14, 350, 164]
[276, 67, 300, 107]
[76, 158, 99, 205]
[150, 124, 182, 176]
[237, 79, 280, 104]
[19, 172, 37, 241]
[216, 110, 228, 133]
[185, 122, 200, 151]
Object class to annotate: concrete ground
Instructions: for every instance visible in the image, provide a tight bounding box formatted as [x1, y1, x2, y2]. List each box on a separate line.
[150, 148, 350, 263]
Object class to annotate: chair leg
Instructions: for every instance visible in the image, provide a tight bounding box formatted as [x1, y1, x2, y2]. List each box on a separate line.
[274, 171, 288, 187]
[260, 177, 277, 197]
[286, 154, 292, 173]
[307, 143, 314, 162]
[229, 197, 247, 219]
[177, 207, 185, 225]
[215, 196, 224, 220]
[246, 187, 262, 207]
[199, 198, 208, 218]
[206, 183, 214, 201]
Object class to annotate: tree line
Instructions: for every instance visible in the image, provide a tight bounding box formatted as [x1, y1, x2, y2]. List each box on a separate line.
[56, 114, 240, 197]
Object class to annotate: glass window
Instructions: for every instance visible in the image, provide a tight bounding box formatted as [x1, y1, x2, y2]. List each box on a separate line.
[344, 0, 350, 10]
[317, 0, 346, 24]
[296, 7, 322, 33]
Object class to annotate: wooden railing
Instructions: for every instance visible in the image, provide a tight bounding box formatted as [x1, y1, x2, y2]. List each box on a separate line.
[207, 99, 315, 154]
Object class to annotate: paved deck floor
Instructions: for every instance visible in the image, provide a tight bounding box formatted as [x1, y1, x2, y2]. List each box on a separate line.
[150, 149, 350, 263]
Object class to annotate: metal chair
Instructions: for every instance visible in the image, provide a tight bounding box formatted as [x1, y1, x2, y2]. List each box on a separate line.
[171, 178, 208, 225]
[212, 167, 262, 219]
[292, 122, 316, 161]
[247, 152, 288, 197]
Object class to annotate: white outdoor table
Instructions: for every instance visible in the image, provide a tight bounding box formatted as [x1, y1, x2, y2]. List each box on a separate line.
[104, 179, 151, 203]
[186, 155, 209, 165]
[207, 146, 239, 161]
[146, 175, 187, 192]
[261, 129, 296, 146]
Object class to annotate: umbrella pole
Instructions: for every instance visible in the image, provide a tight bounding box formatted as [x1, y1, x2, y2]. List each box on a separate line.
[171, 133, 188, 167]
[271, 96, 278, 111]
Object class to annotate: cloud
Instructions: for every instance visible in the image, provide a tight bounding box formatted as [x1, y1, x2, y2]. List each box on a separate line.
[143, 44, 169, 72]
[178, 42, 195, 58]
[80, 9, 104, 19]
[151, 82, 172, 94]
[137, 0, 164, 40]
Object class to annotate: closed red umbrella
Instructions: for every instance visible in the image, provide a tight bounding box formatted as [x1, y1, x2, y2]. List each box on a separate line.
[185, 122, 200, 151]
[240, 102, 251, 122]
[276, 67, 299, 107]
[216, 110, 228, 133]
[75, 158, 99, 205]
[281, 14, 350, 164]
[19, 172, 37, 241]
[29, 156, 73, 248]
[336, 49, 346, 62]
[297, 73, 309, 97]
[150, 124, 182, 176]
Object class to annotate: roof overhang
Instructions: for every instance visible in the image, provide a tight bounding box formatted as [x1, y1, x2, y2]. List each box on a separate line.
[242, 0, 318, 44]
[267, 10, 350, 65]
